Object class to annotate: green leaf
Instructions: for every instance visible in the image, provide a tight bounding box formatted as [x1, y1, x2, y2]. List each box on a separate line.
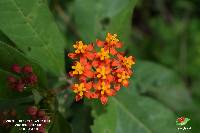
[0, 0, 65, 76]
[49, 112, 72, 133]
[91, 88, 177, 133]
[0, 95, 33, 109]
[0, 30, 14, 45]
[134, 61, 193, 111]
[69, 104, 93, 133]
[0, 42, 47, 89]
[74, 0, 137, 48]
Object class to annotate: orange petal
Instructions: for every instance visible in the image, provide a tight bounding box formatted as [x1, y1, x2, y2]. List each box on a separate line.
[69, 71, 74, 77]
[92, 60, 99, 67]
[85, 82, 93, 90]
[105, 58, 111, 65]
[100, 96, 108, 105]
[107, 75, 113, 82]
[75, 95, 82, 101]
[122, 80, 129, 87]
[68, 53, 76, 59]
[112, 60, 120, 66]
[85, 52, 95, 60]
[116, 42, 122, 48]
[84, 92, 92, 99]
[117, 54, 124, 60]
[107, 89, 116, 96]
[91, 92, 99, 98]
[79, 75, 87, 82]
[86, 44, 94, 51]
[84, 70, 93, 78]
[114, 84, 121, 91]
[110, 48, 117, 55]
[96, 39, 104, 47]
[80, 56, 87, 64]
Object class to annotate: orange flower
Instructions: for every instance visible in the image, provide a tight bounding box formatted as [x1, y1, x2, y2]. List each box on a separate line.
[96, 33, 122, 55]
[72, 82, 92, 101]
[106, 33, 119, 45]
[122, 56, 135, 69]
[117, 71, 130, 87]
[96, 66, 110, 80]
[68, 41, 94, 60]
[97, 48, 110, 60]
[71, 61, 84, 75]
[68, 33, 135, 105]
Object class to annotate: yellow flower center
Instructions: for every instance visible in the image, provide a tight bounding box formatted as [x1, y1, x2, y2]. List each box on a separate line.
[73, 83, 86, 96]
[106, 33, 119, 45]
[98, 82, 110, 95]
[96, 66, 109, 79]
[123, 56, 135, 69]
[117, 71, 130, 83]
[97, 48, 110, 60]
[73, 41, 87, 54]
[72, 62, 84, 75]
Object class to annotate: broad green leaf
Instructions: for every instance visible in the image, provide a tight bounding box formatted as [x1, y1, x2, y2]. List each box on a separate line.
[0, 42, 47, 89]
[69, 103, 93, 133]
[0, 0, 65, 76]
[91, 88, 177, 133]
[74, 0, 137, 48]
[49, 113, 72, 133]
[134, 61, 193, 111]
[0, 30, 14, 45]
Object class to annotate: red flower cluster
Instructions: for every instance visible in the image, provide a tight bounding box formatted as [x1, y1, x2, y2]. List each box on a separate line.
[68, 33, 135, 104]
[26, 106, 50, 133]
[7, 64, 37, 92]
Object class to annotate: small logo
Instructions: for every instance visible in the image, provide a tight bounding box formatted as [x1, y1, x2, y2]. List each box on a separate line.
[176, 117, 190, 126]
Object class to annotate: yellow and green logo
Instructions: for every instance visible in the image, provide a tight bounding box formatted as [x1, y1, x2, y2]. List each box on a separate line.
[176, 117, 190, 126]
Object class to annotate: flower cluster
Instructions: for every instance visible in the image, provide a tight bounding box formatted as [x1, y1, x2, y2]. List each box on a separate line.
[26, 106, 50, 133]
[7, 64, 37, 92]
[68, 33, 135, 105]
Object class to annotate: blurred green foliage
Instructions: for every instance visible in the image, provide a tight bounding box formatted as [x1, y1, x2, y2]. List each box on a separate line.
[0, 0, 199, 132]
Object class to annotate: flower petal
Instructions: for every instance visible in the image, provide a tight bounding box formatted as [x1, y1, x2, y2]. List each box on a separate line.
[68, 53, 76, 59]
[110, 48, 117, 55]
[96, 39, 104, 47]
[86, 44, 94, 51]
[100, 96, 108, 105]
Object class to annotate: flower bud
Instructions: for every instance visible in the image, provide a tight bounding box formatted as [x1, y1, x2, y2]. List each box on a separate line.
[26, 106, 38, 116]
[11, 64, 21, 73]
[22, 65, 33, 73]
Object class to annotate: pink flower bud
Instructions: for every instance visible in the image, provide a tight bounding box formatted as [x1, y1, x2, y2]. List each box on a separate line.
[22, 65, 33, 73]
[7, 76, 16, 83]
[37, 110, 45, 118]
[29, 74, 38, 85]
[26, 106, 38, 116]
[11, 64, 21, 73]
[15, 82, 25, 92]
